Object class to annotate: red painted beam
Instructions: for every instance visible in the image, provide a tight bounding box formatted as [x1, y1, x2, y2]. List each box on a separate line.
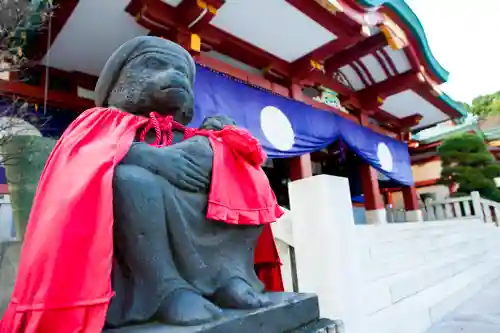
[307, 70, 353, 97]
[410, 140, 441, 153]
[285, 0, 362, 37]
[291, 37, 360, 80]
[356, 70, 419, 100]
[380, 8, 444, 84]
[372, 109, 401, 128]
[130, 0, 291, 76]
[366, 111, 421, 132]
[28, 65, 98, 92]
[399, 113, 423, 128]
[0, 80, 93, 110]
[26, 0, 80, 61]
[177, 0, 225, 31]
[413, 83, 463, 119]
[324, 33, 388, 73]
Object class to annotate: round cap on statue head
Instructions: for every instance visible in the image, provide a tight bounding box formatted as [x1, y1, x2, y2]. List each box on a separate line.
[94, 36, 196, 107]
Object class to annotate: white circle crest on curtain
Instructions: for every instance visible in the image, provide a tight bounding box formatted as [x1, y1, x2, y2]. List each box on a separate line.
[260, 106, 295, 151]
[377, 142, 393, 172]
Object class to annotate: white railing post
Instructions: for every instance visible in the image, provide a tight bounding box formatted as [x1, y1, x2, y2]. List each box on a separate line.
[471, 191, 484, 222]
[424, 198, 435, 220]
[494, 207, 500, 226]
[289, 175, 360, 332]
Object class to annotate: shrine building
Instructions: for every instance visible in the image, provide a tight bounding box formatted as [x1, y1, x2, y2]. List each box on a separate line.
[0, 0, 467, 224]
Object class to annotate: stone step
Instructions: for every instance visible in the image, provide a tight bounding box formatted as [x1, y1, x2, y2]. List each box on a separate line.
[363, 255, 500, 333]
[104, 293, 321, 333]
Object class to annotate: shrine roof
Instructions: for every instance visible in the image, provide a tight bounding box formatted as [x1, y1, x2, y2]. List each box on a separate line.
[356, 0, 449, 82]
[31, 0, 465, 132]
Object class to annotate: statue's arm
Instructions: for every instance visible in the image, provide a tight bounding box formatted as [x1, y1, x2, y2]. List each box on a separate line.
[120, 142, 161, 172]
[120, 140, 212, 192]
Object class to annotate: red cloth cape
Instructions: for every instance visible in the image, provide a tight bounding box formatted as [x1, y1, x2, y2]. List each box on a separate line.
[0, 108, 283, 333]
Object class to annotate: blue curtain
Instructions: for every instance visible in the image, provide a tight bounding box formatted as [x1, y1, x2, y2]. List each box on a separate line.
[193, 66, 414, 186]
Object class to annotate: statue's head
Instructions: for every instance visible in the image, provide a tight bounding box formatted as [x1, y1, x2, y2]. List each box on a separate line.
[199, 115, 237, 131]
[95, 36, 195, 125]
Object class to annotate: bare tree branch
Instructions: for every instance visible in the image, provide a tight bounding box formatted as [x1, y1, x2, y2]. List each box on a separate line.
[0, 0, 55, 73]
[0, 0, 56, 174]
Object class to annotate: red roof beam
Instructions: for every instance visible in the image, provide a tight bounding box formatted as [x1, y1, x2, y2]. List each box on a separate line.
[176, 0, 225, 32]
[129, 0, 291, 76]
[356, 70, 420, 102]
[0, 80, 93, 110]
[324, 33, 388, 75]
[285, 0, 363, 37]
[399, 113, 424, 129]
[410, 141, 441, 152]
[355, 72, 421, 108]
[291, 37, 361, 80]
[367, 108, 401, 128]
[306, 71, 353, 97]
[413, 83, 463, 119]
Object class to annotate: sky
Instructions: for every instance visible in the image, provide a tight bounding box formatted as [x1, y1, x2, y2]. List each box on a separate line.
[406, 0, 500, 103]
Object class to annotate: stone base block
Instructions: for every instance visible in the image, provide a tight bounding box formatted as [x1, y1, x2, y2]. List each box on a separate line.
[104, 293, 320, 333]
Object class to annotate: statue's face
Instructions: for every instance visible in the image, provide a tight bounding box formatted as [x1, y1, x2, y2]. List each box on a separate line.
[107, 50, 194, 124]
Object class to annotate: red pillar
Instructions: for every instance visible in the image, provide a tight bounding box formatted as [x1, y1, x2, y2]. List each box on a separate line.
[402, 186, 419, 211]
[289, 82, 313, 181]
[383, 190, 393, 207]
[290, 155, 313, 181]
[399, 130, 422, 221]
[402, 185, 423, 221]
[360, 163, 384, 211]
[358, 111, 386, 223]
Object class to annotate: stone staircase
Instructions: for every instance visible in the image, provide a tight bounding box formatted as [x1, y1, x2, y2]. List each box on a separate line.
[357, 220, 500, 333]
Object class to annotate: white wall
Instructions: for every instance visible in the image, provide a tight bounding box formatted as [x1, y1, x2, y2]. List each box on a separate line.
[412, 161, 442, 183]
[278, 175, 500, 333]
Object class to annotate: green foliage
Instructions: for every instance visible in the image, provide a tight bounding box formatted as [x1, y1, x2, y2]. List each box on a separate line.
[469, 91, 500, 117]
[457, 101, 471, 113]
[438, 133, 500, 201]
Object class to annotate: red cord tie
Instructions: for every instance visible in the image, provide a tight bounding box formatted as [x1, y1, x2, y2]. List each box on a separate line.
[139, 112, 191, 147]
[138, 112, 266, 165]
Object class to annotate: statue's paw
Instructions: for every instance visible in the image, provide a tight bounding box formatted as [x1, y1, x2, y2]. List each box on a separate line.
[212, 277, 272, 309]
[156, 289, 222, 326]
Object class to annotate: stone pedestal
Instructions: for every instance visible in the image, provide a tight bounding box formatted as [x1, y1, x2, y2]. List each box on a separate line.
[365, 208, 387, 224]
[405, 209, 423, 222]
[104, 293, 325, 333]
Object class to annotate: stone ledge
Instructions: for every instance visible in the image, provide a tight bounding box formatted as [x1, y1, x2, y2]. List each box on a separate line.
[104, 293, 320, 333]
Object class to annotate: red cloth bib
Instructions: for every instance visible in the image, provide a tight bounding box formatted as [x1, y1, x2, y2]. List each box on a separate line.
[192, 127, 284, 225]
